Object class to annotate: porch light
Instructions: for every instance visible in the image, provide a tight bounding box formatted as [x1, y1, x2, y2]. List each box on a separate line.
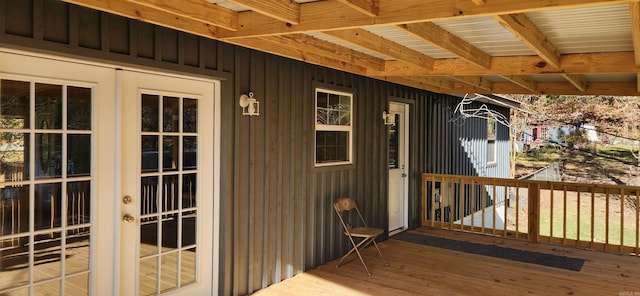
[239, 91, 260, 116]
[382, 111, 395, 126]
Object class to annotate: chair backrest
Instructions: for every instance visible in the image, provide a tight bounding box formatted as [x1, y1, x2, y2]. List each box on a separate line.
[333, 197, 367, 227]
[333, 197, 357, 213]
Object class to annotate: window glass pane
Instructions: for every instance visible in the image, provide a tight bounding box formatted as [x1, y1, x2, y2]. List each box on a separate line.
[161, 213, 178, 251]
[34, 183, 62, 231]
[183, 136, 197, 170]
[160, 252, 178, 292]
[67, 86, 91, 130]
[162, 175, 179, 212]
[181, 248, 196, 285]
[35, 83, 62, 130]
[162, 136, 178, 171]
[141, 176, 159, 215]
[66, 227, 90, 275]
[139, 257, 158, 296]
[35, 133, 62, 178]
[0, 236, 30, 290]
[163, 96, 179, 132]
[141, 135, 159, 173]
[183, 98, 197, 133]
[182, 210, 196, 247]
[142, 94, 159, 132]
[316, 131, 349, 163]
[487, 140, 496, 163]
[0, 186, 29, 235]
[140, 216, 158, 257]
[67, 181, 90, 226]
[68, 134, 91, 176]
[33, 233, 62, 282]
[182, 174, 197, 209]
[1, 79, 30, 129]
[0, 132, 30, 181]
[388, 115, 399, 169]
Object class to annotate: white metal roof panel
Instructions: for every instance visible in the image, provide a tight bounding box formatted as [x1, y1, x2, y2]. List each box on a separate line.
[432, 16, 536, 57]
[525, 4, 633, 54]
[364, 26, 456, 59]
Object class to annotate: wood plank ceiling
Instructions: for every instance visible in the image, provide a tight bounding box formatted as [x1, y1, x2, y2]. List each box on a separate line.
[63, 0, 640, 96]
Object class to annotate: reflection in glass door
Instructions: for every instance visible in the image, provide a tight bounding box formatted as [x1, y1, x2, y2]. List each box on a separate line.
[138, 93, 199, 295]
[0, 79, 93, 295]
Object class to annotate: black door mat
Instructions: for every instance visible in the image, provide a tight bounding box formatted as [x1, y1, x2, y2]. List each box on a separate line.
[392, 231, 585, 271]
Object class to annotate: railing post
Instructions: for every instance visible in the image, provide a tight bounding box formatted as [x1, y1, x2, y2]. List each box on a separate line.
[528, 183, 540, 243]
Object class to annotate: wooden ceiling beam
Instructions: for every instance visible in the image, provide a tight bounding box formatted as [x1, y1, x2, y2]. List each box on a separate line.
[124, 0, 237, 30]
[227, 0, 300, 25]
[336, 0, 379, 17]
[397, 22, 491, 69]
[471, 0, 487, 4]
[500, 75, 537, 91]
[493, 14, 561, 68]
[372, 52, 639, 76]
[228, 37, 368, 75]
[323, 29, 434, 69]
[631, 3, 640, 66]
[62, 0, 220, 37]
[562, 74, 588, 92]
[256, 34, 386, 71]
[374, 76, 444, 93]
[218, 0, 639, 39]
[452, 76, 493, 91]
[452, 81, 640, 96]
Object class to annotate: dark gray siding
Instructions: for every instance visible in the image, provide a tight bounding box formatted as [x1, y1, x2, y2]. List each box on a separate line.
[0, 1, 511, 295]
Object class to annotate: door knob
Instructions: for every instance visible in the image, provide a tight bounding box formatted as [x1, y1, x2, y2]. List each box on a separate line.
[122, 195, 133, 204]
[123, 214, 135, 223]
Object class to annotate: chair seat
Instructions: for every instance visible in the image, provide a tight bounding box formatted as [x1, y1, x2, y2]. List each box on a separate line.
[346, 227, 384, 237]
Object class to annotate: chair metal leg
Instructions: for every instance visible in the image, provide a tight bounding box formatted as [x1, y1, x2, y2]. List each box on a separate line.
[371, 240, 389, 267]
[338, 236, 373, 276]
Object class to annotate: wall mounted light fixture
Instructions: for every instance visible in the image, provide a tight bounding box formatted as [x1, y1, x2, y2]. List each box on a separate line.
[239, 91, 260, 116]
[382, 111, 395, 126]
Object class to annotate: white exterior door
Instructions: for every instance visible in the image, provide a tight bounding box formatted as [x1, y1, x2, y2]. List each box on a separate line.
[119, 71, 216, 295]
[388, 102, 409, 234]
[0, 50, 218, 295]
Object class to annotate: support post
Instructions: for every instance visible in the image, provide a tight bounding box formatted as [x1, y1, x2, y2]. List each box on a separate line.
[528, 183, 540, 243]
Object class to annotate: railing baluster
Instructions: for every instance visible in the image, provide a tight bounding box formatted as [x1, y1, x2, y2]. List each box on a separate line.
[481, 180, 486, 235]
[592, 189, 596, 249]
[563, 185, 567, 246]
[576, 191, 581, 248]
[604, 189, 608, 251]
[620, 189, 624, 253]
[515, 184, 520, 239]
[503, 185, 508, 237]
[460, 177, 465, 231]
[635, 189, 639, 256]
[471, 180, 476, 233]
[550, 184, 554, 243]
[492, 181, 497, 236]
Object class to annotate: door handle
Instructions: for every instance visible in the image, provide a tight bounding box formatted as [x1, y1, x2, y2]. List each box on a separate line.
[402, 173, 407, 178]
[122, 214, 135, 223]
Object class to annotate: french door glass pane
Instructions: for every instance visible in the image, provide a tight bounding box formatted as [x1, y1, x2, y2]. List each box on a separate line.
[0, 79, 93, 296]
[139, 94, 199, 295]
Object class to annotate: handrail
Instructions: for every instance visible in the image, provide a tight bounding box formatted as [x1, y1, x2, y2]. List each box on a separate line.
[422, 173, 640, 256]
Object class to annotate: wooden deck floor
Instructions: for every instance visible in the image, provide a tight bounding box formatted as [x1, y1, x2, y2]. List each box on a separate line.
[252, 228, 640, 296]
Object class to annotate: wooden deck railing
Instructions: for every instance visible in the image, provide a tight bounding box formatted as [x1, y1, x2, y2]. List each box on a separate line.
[422, 173, 640, 255]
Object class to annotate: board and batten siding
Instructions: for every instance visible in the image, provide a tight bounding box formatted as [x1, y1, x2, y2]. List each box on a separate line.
[0, 1, 512, 295]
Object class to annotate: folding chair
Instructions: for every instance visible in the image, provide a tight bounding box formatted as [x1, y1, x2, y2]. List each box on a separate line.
[333, 197, 389, 276]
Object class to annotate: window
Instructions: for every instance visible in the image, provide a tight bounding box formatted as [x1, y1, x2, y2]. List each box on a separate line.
[315, 88, 352, 166]
[487, 118, 496, 163]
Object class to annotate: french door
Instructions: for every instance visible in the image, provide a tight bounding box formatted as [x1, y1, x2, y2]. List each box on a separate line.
[0, 50, 217, 295]
[119, 70, 215, 296]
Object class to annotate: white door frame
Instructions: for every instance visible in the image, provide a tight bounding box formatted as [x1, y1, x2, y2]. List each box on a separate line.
[388, 101, 410, 235]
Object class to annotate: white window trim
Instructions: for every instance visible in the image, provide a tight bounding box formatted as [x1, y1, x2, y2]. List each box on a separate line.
[314, 88, 353, 167]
